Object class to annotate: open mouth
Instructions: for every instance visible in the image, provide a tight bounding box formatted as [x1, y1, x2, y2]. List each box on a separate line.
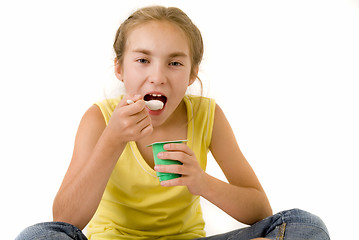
[144, 93, 167, 107]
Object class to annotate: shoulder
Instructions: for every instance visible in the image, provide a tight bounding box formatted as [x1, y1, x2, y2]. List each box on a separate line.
[77, 95, 123, 138]
[211, 103, 231, 137]
[209, 103, 238, 160]
[78, 104, 107, 136]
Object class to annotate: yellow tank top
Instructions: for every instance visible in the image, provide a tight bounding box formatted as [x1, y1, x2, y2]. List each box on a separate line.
[86, 95, 216, 240]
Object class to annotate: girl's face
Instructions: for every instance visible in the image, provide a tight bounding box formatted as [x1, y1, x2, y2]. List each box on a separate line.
[116, 20, 196, 127]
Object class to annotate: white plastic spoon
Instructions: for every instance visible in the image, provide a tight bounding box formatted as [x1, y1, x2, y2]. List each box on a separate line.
[145, 100, 164, 110]
[127, 99, 164, 111]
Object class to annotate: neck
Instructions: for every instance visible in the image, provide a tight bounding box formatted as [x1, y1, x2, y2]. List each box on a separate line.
[139, 100, 188, 145]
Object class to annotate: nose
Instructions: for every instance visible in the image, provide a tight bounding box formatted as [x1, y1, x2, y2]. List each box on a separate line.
[148, 63, 167, 85]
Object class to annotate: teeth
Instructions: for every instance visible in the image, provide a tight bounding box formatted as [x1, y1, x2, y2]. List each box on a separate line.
[150, 94, 162, 97]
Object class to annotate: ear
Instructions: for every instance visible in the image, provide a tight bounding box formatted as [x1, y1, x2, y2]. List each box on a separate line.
[114, 58, 123, 81]
[188, 66, 199, 86]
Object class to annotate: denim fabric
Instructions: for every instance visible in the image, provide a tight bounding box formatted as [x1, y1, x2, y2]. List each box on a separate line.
[16, 209, 329, 240]
[15, 222, 87, 240]
[195, 209, 330, 240]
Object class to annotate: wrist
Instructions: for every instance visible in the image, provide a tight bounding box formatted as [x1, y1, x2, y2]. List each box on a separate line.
[199, 173, 215, 198]
[100, 127, 127, 156]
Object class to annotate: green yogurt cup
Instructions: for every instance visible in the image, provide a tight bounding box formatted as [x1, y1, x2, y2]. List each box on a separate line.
[147, 140, 187, 182]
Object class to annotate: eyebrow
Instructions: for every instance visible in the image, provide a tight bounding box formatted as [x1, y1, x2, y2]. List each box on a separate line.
[132, 49, 151, 55]
[132, 49, 188, 58]
[169, 52, 188, 58]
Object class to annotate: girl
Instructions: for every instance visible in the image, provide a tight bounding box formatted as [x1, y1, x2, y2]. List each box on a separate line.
[17, 6, 329, 240]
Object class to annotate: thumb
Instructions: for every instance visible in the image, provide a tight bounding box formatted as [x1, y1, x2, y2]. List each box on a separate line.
[116, 94, 143, 109]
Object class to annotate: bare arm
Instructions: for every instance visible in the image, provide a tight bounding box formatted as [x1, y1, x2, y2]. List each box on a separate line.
[155, 104, 272, 225]
[53, 96, 152, 229]
[52, 105, 124, 229]
[205, 104, 272, 225]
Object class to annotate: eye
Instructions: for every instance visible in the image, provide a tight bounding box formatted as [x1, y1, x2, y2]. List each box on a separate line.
[169, 61, 183, 66]
[136, 58, 149, 64]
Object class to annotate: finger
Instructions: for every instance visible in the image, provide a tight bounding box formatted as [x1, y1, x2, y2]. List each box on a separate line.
[131, 108, 149, 124]
[163, 143, 193, 155]
[116, 94, 143, 109]
[118, 99, 146, 117]
[137, 115, 152, 132]
[160, 176, 186, 187]
[157, 151, 190, 164]
[140, 123, 153, 137]
[126, 94, 142, 103]
[116, 97, 131, 109]
[154, 164, 184, 175]
[128, 100, 147, 116]
[125, 112, 151, 134]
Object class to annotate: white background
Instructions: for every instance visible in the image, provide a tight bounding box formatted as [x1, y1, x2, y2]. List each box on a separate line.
[1, 0, 358, 239]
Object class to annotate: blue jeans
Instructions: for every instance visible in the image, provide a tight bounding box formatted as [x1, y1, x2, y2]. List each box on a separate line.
[16, 209, 330, 240]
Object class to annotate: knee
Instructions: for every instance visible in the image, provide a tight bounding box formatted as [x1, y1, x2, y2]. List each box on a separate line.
[281, 208, 329, 237]
[16, 222, 50, 240]
[16, 222, 84, 240]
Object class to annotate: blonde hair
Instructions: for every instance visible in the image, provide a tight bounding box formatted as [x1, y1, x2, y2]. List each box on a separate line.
[113, 6, 204, 81]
